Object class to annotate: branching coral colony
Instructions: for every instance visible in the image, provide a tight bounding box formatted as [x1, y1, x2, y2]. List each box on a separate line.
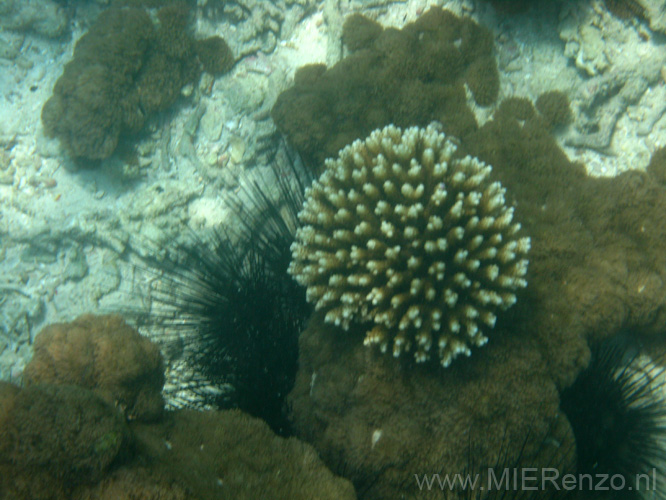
[289, 124, 530, 367]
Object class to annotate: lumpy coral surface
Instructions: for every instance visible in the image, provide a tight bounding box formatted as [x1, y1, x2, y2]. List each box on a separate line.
[289, 124, 530, 367]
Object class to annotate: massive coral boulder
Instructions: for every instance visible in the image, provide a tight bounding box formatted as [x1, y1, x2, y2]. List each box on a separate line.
[129, 409, 357, 500]
[1, 378, 355, 500]
[4, 308, 355, 499]
[41, 4, 233, 163]
[72, 467, 194, 500]
[0, 383, 131, 490]
[23, 314, 165, 421]
[289, 312, 573, 500]
[272, 7, 497, 168]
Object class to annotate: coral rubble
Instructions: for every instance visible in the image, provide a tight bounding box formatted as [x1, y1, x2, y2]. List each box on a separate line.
[0, 0, 68, 38]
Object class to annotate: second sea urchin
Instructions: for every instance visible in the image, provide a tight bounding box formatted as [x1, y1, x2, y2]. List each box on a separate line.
[288, 124, 530, 367]
[138, 151, 312, 435]
[560, 337, 666, 499]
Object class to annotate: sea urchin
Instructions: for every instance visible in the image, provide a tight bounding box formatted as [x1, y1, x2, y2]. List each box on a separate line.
[560, 337, 666, 499]
[141, 151, 312, 435]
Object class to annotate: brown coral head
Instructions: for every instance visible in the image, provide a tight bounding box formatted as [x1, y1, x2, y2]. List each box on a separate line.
[289, 124, 530, 367]
[23, 314, 165, 422]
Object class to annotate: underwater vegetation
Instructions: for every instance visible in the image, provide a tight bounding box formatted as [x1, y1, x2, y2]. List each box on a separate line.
[41, 3, 233, 163]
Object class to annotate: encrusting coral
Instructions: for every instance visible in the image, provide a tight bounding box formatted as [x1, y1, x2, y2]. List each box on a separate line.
[535, 90, 572, 128]
[288, 124, 530, 367]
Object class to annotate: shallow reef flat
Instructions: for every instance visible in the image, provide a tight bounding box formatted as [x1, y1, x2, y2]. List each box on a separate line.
[0, 0, 666, 497]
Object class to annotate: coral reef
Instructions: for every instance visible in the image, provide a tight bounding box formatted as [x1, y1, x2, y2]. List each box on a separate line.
[194, 36, 234, 75]
[558, 0, 666, 151]
[289, 312, 571, 500]
[604, 0, 647, 20]
[564, 59, 666, 151]
[130, 409, 357, 499]
[0, 383, 131, 488]
[637, 0, 666, 33]
[23, 314, 165, 421]
[0, 316, 356, 500]
[73, 467, 193, 500]
[340, 13, 383, 51]
[289, 124, 530, 367]
[600, 0, 666, 34]
[286, 95, 666, 498]
[272, 7, 497, 168]
[41, 4, 233, 162]
[198, 0, 317, 58]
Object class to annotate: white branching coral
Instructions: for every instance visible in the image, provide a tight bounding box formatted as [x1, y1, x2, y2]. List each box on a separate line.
[288, 124, 530, 367]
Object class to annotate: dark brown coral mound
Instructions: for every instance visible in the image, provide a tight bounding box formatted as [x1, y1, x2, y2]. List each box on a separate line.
[195, 35, 234, 75]
[341, 13, 383, 51]
[72, 467, 193, 500]
[129, 409, 357, 500]
[0, 383, 131, 487]
[0, 382, 356, 499]
[1, 308, 356, 500]
[289, 313, 574, 500]
[23, 314, 165, 421]
[41, 4, 233, 162]
[272, 7, 498, 168]
[647, 146, 666, 186]
[535, 90, 572, 128]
